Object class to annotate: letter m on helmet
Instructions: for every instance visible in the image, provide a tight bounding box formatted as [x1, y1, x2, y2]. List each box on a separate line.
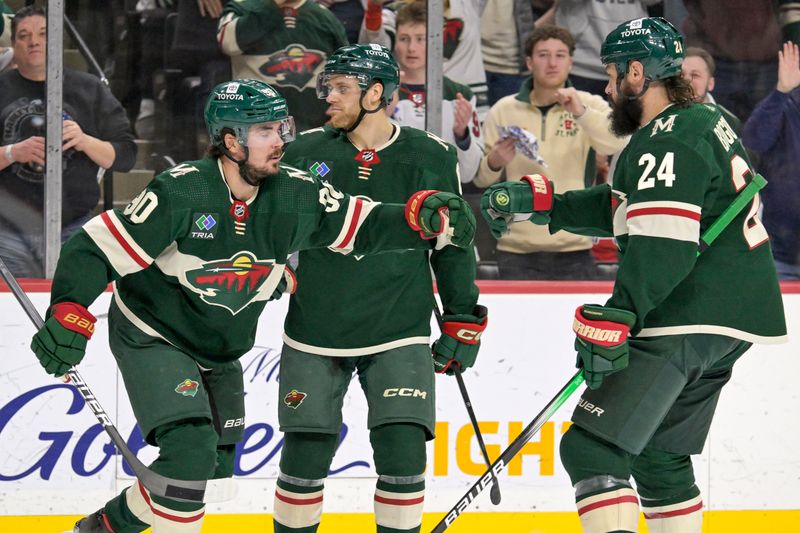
[601, 17, 684, 81]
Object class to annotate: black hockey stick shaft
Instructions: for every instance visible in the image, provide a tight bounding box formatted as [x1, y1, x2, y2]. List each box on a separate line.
[0, 258, 206, 503]
[431, 370, 584, 533]
[433, 301, 502, 505]
[431, 172, 768, 532]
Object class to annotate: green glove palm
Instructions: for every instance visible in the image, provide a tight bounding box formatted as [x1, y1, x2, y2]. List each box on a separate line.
[573, 304, 637, 389]
[406, 190, 476, 249]
[433, 305, 488, 375]
[480, 175, 554, 238]
[31, 303, 96, 376]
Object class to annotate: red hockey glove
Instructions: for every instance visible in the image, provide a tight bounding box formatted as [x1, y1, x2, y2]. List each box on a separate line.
[573, 304, 636, 389]
[433, 305, 488, 375]
[405, 190, 476, 249]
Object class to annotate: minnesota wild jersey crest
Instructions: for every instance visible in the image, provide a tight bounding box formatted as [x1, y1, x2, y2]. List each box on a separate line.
[259, 44, 326, 91]
[186, 252, 280, 315]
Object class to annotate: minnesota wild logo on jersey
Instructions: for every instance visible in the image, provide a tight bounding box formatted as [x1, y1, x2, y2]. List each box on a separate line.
[186, 252, 280, 315]
[260, 44, 326, 91]
[443, 18, 464, 60]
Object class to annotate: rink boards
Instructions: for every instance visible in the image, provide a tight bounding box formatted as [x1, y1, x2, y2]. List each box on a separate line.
[1, 280, 798, 532]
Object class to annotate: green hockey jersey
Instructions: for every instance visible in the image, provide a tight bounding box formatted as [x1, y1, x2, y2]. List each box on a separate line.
[50, 158, 431, 366]
[549, 103, 786, 343]
[282, 125, 479, 355]
[217, 0, 348, 131]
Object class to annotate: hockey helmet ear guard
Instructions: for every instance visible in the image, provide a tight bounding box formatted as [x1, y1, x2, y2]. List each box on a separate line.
[205, 79, 296, 147]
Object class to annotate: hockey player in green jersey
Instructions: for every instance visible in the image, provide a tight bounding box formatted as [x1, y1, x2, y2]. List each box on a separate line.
[481, 18, 786, 533]
[274, 44, 485, 533]
[29, 79, 476, 533]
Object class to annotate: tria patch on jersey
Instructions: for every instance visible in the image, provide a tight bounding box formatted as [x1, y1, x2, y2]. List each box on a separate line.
[309, 161, 331, 178]
[284, 389, 307, 409]
[191, 212, 219, 240]
[186, 252, 278, 314]
[175, 379, 200, 397]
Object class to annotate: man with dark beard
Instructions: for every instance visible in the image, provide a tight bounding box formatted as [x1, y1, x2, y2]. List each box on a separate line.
[29, 78, 476, 533]
[480, 17, 786, 533]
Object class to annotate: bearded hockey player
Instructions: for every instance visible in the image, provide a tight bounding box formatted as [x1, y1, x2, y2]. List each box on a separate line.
[274, 44, 485, 533]
[30, 79, 476, 533]
[480, 18, 786, 533]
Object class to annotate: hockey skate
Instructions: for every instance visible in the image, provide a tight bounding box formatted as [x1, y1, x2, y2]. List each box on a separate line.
[64, 509, 115, 533]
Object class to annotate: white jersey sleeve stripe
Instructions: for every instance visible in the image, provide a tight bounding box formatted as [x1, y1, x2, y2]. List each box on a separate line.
[83, 211, 153, 276]
[328, 196, 378, 255]
[626, 201, 701, 243]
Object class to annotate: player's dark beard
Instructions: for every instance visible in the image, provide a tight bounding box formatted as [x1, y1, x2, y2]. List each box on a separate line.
[239, 149, 283, 186]
[609, 93, 644, 137]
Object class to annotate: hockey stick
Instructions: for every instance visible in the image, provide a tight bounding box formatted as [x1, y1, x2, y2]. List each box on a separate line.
[0, 258, 207, 503]
[431, 172, 768, 532]
[433, 300, 502, 505]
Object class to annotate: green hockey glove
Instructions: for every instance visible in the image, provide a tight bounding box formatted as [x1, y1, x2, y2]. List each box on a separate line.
[433, 305, 488, 375]
[572, 304, 636, 390]
[405, 190, 476, 249]
[270, 264, 297, 301]
[480, 174, 554, 238]
[31, 302, 97, 376]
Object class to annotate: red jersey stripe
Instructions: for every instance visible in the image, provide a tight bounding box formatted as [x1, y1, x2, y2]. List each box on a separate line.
[374, 495, 425, 506]
[577, 495, 639, 516]
[335, 198, 364, 249]
[100, 212, 150, 269]
[644, 501, 704, 519]
[627, 207, 701, 221]
[137, 481, 205, 523]
[275, 492, 324, 506]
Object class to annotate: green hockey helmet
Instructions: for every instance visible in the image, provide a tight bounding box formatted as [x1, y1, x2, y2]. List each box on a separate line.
[316, 44, 400, 104]
[204, 79, 296, 147]
[601, 17, 684, 81]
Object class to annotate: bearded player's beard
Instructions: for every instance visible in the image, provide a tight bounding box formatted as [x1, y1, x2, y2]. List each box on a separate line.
[239, 148, 283, 186]
[609, 90, 644, 137]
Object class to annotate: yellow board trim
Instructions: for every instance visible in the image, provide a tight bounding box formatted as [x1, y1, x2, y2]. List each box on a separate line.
[2, 510, 798, 532]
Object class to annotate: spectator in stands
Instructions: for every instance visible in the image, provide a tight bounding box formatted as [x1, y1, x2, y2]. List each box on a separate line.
[389, 0, 483, 183]
[0, 0, 13, 72]
[0, 7, 136, 278]
[161, 0, 232, 160]
[683, 0, 781, 122]
[359, 0, 489, 114]
[481, 0, 553, 106]
[217, 0, 348, 132]
[742, 41, 800, 280]
[682, 46, 742, 132]
[475, 25, 626, 280]
[779, 0, 800, 44]
[319, 0, 364, 44]
[550, 0, 663, 95]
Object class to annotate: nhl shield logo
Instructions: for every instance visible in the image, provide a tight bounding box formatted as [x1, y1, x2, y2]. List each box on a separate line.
[284, 389, 307, 409]
[355, 149, 381, 167]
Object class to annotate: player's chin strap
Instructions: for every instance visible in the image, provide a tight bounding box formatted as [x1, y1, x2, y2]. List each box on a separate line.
[342, 84, 387, 133]
[220, 143, 261, 187]
[617, 75, 651, 101]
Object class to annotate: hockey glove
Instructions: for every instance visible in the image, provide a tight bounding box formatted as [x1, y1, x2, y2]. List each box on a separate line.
[572, 304, 636, 390]
[270, 264, 297, 301]
[480, 174, 554, 238]
[31, 302, 97, 376]
[433, 305, 488, 375]
[405, 190, 476, 249]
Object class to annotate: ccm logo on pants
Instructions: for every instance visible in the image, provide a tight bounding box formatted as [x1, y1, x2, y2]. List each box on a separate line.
[383, 388, 428, 400]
